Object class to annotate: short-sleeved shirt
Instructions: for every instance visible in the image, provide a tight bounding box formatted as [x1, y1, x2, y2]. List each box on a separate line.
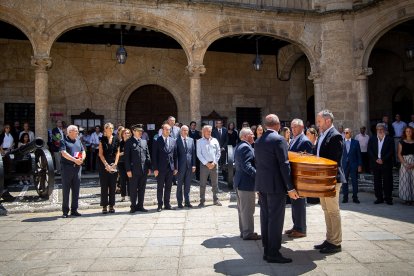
[60, 136, 84, 166]
[400, 140, 414, 156]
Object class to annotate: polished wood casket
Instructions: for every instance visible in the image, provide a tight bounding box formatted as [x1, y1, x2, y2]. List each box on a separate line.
[288, 151, 337, 197]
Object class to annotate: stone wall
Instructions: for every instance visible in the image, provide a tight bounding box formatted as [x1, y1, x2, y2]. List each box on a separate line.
[0, 39, 313, 129]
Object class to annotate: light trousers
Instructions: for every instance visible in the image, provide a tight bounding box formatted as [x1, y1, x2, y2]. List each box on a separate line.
[319, 183, 342, 246]
[236, 189, 256, 238]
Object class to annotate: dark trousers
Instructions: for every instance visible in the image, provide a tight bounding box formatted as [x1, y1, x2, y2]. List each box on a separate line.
[361, 152, 369, 173]
[129, 171, 147, 209]
[157, 169, 173, 207]
[99, 168, 117, 207]
[195, 159, 200, 181]
[219, 149, 227, 180]
[118, 162, 129, 197]
[61, 164, 81, 214]
[91, 149, 98, 172]
[259, 192, 286, 257]
[177, 166, 192, 205]
[85, 145, 92, 171]
[342, 162, 359, 199]
[372, 164, 393, 202]
[291, 197, 306, 233]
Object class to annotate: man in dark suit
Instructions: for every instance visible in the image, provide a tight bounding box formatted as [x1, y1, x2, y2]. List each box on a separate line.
[341, 128, 362, 204]
[176, 125, 196, 208]
[314, 110, 345, 254]
[212, 119, 229, 182]
[368, 123, 394, 205]
[124, 124, 151, 213]
[189, 121, 202, 180]
[285, 119, 313, 239]
[255, 114, 299, 263]
[153, 123, 178, 212]
[234, 127, 261, 240]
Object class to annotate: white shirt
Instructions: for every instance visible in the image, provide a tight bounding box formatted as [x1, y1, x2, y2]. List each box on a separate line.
[196, 137, 221, 165]
[1, 133, 14, 148]
[377, 136, 385, 159]
[289, 132, 304, 150]
[392, 121, 407, 137]
[409, 122, 414, 128]
[90, 132, 102, 148]
[355, 133, 369, 152]
[317, 125, 334, 157]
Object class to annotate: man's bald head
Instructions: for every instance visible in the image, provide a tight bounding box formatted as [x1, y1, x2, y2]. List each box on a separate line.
[264, 114, 280, 131]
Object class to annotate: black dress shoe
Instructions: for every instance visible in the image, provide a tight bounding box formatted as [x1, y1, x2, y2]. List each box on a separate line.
[342, 197, 348, 203]
[266, 254, 292, 264]
[314, 240, 329, 249]
[129, 208, 136, 213]
[185, 203, 193, 208]
[353, 198, 360, 204]
[157, 207, 162, 212]
[263, 255, 267, 261]
[374, 199, 384, 204]
[70, 211, 82, 217]
[386, 200, 393, 205]
[177, 204, 184, 209]
[164, 205, 175, 210]
[198, 202, 205, 208]
[319, 243, 341, 254]
[62, 214, 69, 218]
[136, 207, 148, 212]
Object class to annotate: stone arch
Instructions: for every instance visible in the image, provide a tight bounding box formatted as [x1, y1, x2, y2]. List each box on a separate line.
[0, 6, 37, 54]
[360, 2, 414, 68]
[198, 20, 318, 72]
[277, 44, 305, 81]
[117, 76, 185, 124]
[44, 10, 195, 62]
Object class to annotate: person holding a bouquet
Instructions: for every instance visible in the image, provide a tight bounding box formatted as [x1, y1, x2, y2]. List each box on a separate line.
[60, 125, 86, 218]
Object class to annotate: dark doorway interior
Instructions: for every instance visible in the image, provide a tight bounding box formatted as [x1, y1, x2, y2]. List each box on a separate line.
[392, 87, 413, 123]
[236, 108, 262, 130]
[307, 95, 315, 125]
[126, 85, 177, 149]
[4, 103, 35, 129]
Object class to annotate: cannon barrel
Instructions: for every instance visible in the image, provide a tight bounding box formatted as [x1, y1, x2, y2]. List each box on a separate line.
[6, 137, 44, 158]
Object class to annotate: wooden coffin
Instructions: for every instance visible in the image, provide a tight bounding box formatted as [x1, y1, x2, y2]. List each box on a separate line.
[288, 151, 337, 197]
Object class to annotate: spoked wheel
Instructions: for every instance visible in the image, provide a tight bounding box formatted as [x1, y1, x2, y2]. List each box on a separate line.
[226, 145, 235, 189]
[33, 148, 55, 198]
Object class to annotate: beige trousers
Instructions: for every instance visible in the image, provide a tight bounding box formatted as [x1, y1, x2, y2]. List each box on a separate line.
[319, 183, 342, 246]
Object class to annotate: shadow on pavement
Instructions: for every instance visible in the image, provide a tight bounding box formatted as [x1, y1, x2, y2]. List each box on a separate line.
[202, 235, 323, 276]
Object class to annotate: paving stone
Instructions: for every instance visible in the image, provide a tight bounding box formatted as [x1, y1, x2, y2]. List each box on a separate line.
[356, 231, 402, 241]
[347, 249, 401, 263]
[134, 257, 180, 271]
[88, 257, 136, 271]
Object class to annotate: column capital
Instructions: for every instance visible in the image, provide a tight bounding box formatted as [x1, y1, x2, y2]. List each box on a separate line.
[31, 56, 53, 72]
[186, 64, 206, 78]
[308, 70, 322, 83]
[354, 67, 373, 80]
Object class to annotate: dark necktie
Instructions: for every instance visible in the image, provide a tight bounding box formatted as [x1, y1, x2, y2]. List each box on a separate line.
[184, 138, 188, 152]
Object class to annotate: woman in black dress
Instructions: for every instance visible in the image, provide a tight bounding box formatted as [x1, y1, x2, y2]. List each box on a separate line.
[397, 126, 414, 205]
[98, 122, 120, 214]
[227, 122, 239, 148]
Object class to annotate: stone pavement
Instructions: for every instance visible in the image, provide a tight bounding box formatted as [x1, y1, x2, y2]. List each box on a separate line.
[0, 192, 414, 275]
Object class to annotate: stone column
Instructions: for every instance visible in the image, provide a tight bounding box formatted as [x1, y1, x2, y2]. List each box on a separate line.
[354, 67, 373, 133]
[186, 64, 206, 126]
[31, 56, 52, 141]
[309, 70, 324, 114]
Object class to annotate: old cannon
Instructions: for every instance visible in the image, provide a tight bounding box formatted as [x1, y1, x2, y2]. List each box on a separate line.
[0, 137, 55, 199]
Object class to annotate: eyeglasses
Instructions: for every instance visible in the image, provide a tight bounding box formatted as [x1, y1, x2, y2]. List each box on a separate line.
[344, 132, 350, 134]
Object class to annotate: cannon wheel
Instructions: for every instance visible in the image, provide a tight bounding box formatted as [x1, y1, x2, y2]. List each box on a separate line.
[33, 148, 55, 198]
[0, 157, 4, 196]
[226, 145, 234, 188]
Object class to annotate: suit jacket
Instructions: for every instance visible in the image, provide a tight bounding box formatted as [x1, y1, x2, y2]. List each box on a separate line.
[254, 130, 294, 194]
[314, 127, 345, 183]
[212, 127, 229, 149]
[341, 139, 362, 170]
[234, 141, 256, 191]
[367, 135, 394, 168]
[289, 133, 313, 153]
[152, 136, 177, 172]
[189, 129, 201, 140]
[124, 137, 151, 175]
[176, 136, 196, 171]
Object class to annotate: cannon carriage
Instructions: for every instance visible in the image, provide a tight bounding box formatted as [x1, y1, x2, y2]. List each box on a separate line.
[0, 137, 55, 199]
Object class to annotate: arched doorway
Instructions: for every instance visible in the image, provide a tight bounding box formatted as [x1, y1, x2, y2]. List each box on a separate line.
[126, 84, 177, 140]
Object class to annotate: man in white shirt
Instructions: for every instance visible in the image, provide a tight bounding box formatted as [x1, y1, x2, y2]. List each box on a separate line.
[18, 122, 35, 142]
[196, 125, 222, 207]
[89, 126, 102, 172]
[355, 126, 370, 172]
[409, 114, 414, 128]
[0, 124, 14, 155]
[392, 114, 407, 165]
